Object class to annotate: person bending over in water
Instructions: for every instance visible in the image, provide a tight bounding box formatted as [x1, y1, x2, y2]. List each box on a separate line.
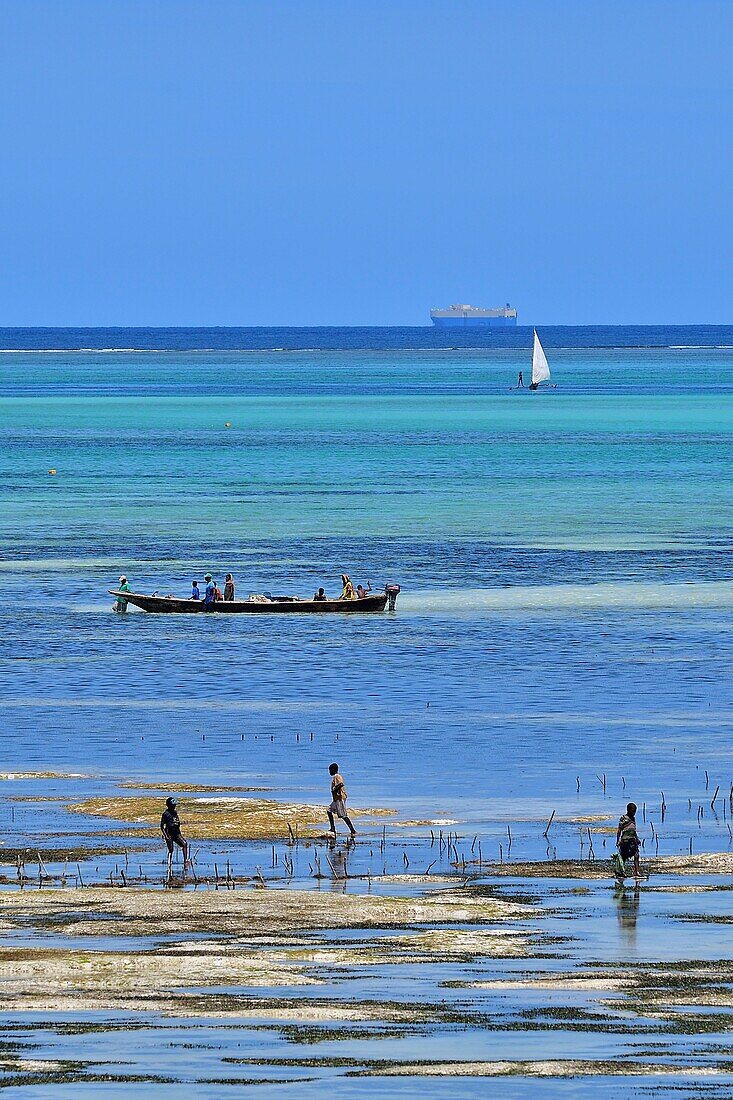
[339, 574, 356, 600]
[616, 802, 641, 878]
[161, 796, 189, 872]
[313, 587, 327, 601]
[327, 762, 356, 839]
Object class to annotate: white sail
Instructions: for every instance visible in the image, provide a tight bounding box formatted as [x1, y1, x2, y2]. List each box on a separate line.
[531, 330, 551, 385]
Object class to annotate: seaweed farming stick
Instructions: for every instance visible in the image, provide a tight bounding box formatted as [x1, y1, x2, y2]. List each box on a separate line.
[543, 810, 556, 838]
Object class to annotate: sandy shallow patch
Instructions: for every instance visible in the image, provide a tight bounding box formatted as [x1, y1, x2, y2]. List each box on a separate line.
[67, 795, 394, 841]
[363, 1059, 724, 1077]
[0, 772, 88, 781]
[120, 782, 272, 793]
[0, 885, 531, 1018]
[480, 853, 733, 878]
[0, 884, 528, 938]
[0, 940, 318, 1000]
[460, 975, 632, 992]
[390, 927, 529, 958]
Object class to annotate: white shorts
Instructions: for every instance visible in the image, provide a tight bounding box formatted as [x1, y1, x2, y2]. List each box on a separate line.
[329, 799, 348, 819]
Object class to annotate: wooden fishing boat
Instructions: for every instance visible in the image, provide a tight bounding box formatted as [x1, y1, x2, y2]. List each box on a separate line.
[109, 587, 399, 614]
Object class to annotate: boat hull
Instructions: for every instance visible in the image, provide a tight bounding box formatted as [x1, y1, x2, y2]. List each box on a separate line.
[109, 591, 390, 614]
[431, 315, 517, 327]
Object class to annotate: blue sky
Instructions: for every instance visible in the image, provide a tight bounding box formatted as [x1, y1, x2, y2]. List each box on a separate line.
[1, 0, 731, 326]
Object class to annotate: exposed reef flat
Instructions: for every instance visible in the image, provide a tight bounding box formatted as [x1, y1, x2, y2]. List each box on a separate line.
[67, 795, 395, 840]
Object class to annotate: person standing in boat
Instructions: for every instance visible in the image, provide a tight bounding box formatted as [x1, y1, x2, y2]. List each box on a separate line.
[161, 796, 189, 873]
[203, 573, 216, 609]
[114, 575, 131, 613]
[339, 574, 356, 600]
[327, 762, 356, 839]
[224, 573, 235, 601]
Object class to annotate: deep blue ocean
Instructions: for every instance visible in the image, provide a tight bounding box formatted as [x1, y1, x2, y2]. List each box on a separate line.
[2, 326, 732, 857]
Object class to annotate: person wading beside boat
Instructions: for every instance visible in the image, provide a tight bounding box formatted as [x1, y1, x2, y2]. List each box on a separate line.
[114, 575, 131, 613]
[161, 796, 189, 872]
[327, 762, 356, 839]
[339, 574, 356, 600]
[224, 573, 235, 601]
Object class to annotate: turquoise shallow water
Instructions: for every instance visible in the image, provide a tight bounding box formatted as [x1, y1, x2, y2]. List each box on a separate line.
[1, 341, 732, 838]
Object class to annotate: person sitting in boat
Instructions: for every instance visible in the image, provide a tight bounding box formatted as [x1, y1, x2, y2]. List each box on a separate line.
[213, 579, 224, 601]
[356, 582, 372, 599]
[114, 575, 131, 613]
[339, 574, 356, 600]
[313, 587, 327, 601]
[224, 573, 235, 601]
[203, 573, 216, 609]
[190, 581, 200, 600]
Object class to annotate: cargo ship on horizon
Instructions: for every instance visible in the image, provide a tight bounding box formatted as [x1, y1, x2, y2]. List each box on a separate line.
[430, 303, 517, 328]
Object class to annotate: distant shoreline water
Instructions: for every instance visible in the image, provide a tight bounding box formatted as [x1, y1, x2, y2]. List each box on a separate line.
[2, 324, 733, 351]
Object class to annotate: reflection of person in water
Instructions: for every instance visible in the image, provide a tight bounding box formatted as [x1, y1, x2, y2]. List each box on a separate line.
[614, 881, 641, 942]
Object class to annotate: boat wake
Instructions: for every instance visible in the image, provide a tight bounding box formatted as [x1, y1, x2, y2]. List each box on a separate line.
[399, 580, 733, 614]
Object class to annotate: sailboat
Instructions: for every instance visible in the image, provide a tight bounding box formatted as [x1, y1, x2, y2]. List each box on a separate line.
[529, 329, 552, 390]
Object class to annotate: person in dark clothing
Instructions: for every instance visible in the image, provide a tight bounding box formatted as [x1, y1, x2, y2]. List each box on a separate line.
[616, 802, 641, 878]
[517, 370, 524, 387]
[224, 573, 235, 601]
[161, 796, 189, 872]
[313, 587, 327, 601]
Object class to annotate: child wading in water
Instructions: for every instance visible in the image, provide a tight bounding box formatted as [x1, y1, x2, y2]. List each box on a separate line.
[327, 762, 356, 839]
[161, 796, 190, 874]
[615, 802, 641, 879]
